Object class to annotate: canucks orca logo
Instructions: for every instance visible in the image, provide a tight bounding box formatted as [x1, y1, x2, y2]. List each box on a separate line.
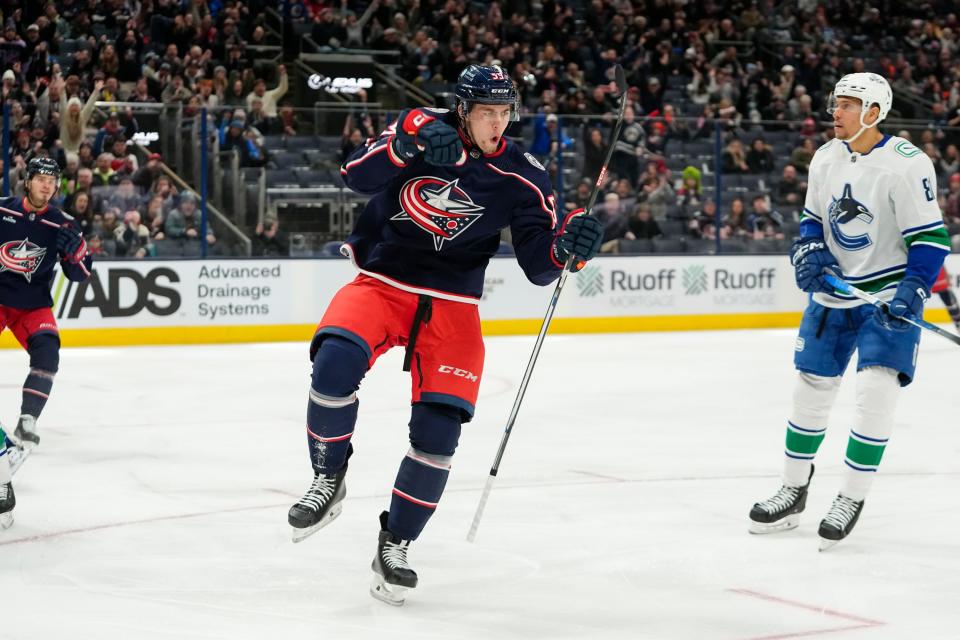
[0, 238, 47, 282]
[393, 177, 485, 250]
[827, 183, 874, 250]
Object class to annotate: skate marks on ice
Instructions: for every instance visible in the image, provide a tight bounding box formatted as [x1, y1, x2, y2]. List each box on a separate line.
[2, 335, 960, 638]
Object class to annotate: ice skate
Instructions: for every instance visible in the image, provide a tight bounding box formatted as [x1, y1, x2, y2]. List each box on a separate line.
[818, 493, 864, 551]
[5, 443, 30, 476]
[288, 468, 346, 543]
[370, 511, 418, 606]
[2, 424, 26, 477]
[0, 482, 13, 530]
[14, 415, 38, 448]
[749, 465, 814, 534]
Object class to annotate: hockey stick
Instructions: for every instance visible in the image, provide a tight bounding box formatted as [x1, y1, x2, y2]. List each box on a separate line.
[824, 274, 960, 346]
[467, 65, 629, 542]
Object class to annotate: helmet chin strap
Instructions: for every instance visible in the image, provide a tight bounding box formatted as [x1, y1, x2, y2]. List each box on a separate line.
[456, 103, 477, 148]
[842, 107, 880, 147]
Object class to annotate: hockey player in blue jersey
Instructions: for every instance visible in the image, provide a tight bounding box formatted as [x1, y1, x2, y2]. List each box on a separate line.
[748, 74, 951, 550]
[286, 65, 603, 604]
[1, 157, 93, 529]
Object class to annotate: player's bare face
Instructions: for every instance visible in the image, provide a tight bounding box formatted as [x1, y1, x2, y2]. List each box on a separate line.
[27, 174, 57, 208]
[467, 104, 512, 154]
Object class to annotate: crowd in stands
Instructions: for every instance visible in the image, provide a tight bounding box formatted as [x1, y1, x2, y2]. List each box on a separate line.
[5, 0, 960, 257]
[314, 0, 960, 252]
[0, 0, 279, 257]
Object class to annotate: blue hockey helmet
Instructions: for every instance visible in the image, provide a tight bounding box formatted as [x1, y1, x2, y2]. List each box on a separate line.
[455, 65, 520, 121]
[26, 156, 61, 182]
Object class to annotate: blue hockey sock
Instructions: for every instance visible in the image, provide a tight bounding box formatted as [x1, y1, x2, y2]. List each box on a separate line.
[21, 369, 55, 417]
[387, 402, 462, 540]
[306, 336, 368, 474]
[388, 448, 451, 540]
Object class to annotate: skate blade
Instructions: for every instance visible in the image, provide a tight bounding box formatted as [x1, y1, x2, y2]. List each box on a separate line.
[0, 512, 12, 530]
[291, 503, 342, 543]
[370, 575, 409, 606]
[749, 514, 800, 534]
[818, 536, 840, 552]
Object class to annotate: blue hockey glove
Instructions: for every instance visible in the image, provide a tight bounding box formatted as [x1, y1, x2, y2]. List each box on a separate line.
[554, 210, 603, 270]
[57, 224, 86, 262]
[393, 108, 463, 166]
[877, 275, 928, 331]
[791, 237, 841, 293]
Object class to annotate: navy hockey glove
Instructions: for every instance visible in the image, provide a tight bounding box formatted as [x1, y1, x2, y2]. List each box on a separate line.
[877, 275, 928, 331]
[791, 237, 841, 293]
[393, 108, 463, 166]
[57, 224, 86, 263]
[554, 211, 603, 270]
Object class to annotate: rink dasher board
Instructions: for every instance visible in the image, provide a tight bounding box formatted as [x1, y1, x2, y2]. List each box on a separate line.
[2, 255, 958, 347]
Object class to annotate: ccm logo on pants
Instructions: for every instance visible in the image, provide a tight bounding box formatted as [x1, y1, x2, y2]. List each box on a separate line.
[437, 365, 478, 382]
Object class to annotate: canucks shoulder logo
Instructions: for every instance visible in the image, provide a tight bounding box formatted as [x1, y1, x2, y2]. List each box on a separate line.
[827, 183, 873, 250]
[392, 177, 485, 250]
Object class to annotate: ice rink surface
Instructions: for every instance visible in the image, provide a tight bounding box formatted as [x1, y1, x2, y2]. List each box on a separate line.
[2, 327, 959, 639]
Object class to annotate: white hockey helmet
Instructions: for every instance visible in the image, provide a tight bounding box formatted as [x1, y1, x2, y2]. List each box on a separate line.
[827, 73, 893, 122]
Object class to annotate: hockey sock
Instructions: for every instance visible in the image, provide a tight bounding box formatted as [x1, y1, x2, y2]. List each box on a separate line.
[21, 334, 59, 419]
[0, 446, 10, 484]
[841, 366, 899, 501]
[20, 369, 55, 418]
[388, 403, 462, 540]
[783, 372, 841, 486]
[306, 336, 368, 475]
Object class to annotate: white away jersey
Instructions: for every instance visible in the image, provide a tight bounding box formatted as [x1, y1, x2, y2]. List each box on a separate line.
[801, 134, 950, 308]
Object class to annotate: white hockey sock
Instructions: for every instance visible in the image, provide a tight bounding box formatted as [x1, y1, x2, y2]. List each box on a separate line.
[783, 372, 842, 486]
[840, 366, 899, 501]
[0, 448, 11, 485]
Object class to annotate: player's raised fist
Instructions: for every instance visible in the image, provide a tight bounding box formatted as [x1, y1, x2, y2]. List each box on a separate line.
[57, 225, 86, 262]
[393, 108, 463, 166]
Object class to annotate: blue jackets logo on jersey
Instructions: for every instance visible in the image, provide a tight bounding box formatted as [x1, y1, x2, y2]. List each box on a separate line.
[827, 183, 874, 250]
[392, 177, 485, 250]
[0, 238, 47, 282]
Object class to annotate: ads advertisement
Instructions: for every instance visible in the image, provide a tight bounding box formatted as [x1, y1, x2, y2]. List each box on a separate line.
[49, 259, 354, 329]
[8, 253, 955, 346]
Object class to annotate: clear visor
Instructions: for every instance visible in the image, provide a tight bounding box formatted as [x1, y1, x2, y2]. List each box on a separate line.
[826, 92, 863, 116]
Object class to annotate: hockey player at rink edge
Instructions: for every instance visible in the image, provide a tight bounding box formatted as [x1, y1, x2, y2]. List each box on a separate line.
[749, 73, 950, 550]
[1, 157, 94, 530]
[286, 64, 603, 604]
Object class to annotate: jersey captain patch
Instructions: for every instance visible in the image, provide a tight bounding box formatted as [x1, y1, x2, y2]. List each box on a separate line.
[0, 238, 47, 282]
[827, 183, 874, 251]
[392, 177, 485, 250]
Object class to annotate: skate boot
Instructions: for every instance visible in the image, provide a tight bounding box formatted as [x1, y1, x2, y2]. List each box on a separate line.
[14, 415, 38, 448]
[370, 511, 418, 606]
[749, 465, 814, 534]
[818, 493, 864, 551]
[1, 452, 13, 530]
[0, 482, 14, 529]
[287, 467, 346, 543]
[4, 444, 29, 477]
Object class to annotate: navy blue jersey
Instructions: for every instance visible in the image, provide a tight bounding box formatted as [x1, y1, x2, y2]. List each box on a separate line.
[0, 196, 93, 310]
[340, 110, 569, 303]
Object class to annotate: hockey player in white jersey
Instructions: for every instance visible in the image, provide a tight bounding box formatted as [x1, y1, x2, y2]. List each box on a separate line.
[748, 73, 950, 550]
